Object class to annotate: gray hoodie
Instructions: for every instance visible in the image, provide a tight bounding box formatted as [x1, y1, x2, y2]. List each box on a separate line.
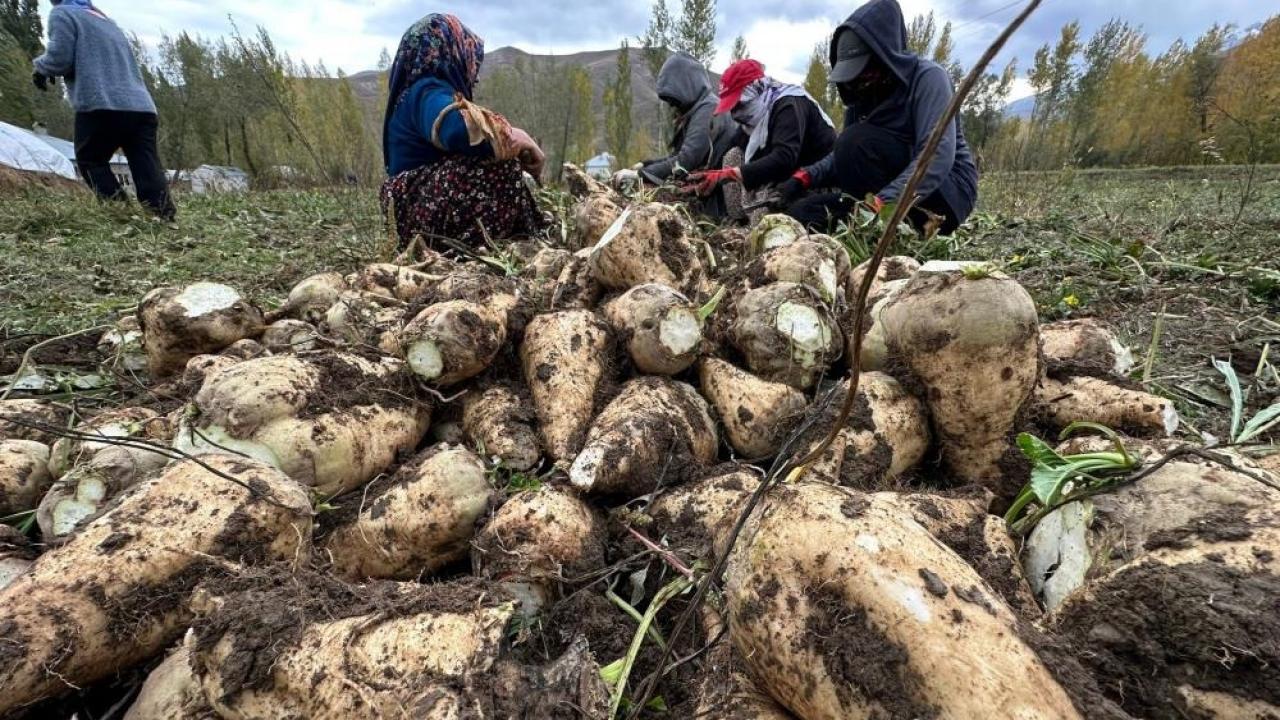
[33, 5, 157, 114]
[642, 52, 729, 181]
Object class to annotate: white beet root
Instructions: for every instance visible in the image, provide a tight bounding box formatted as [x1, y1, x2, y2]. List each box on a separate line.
[520, 311, 613, 462]
[726, 483, 1083, 720]
[589, 203, 704, 294]
[261, 318, 319, 353]
[0, 439, 51, 515]
[138, 282, 264, 377]
[1034, 375, 1179, 436]
[462, 382, 542, 471]
[699, 358, 806, 459]
[473, 485, 606, 603]
[603, 283, 703, 375]
[883, 262, 1040, 497]
[173, 352, 430, 497]
[570, 377, 717, 497]
[0, 456, 313, 713]
[1040, 318, 1134, 375]
[731, 282, 843, 390]
[325, 444, 495, 580]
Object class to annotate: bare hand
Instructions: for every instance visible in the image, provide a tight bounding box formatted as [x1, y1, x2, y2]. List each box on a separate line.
[508, 127, 545, 179]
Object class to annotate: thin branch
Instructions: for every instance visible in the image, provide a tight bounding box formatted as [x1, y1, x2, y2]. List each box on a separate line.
[0, 326, 112, 402]
[625, 3, 1045, 714]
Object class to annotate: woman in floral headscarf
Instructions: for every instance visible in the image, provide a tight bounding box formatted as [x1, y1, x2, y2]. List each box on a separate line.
[381, 14, 545, 250]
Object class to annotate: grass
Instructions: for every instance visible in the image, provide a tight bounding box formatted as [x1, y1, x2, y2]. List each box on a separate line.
[2, 165, 1277, 439]
[0, 188, 385, 335]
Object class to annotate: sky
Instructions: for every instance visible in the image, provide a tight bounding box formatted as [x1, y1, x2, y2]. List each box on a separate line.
[41, 0, 1275, 101]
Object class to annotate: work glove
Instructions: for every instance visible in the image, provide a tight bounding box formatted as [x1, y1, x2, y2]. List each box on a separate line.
[778, 169, 812, 205]
[864, 195, 886, 215]
[32, 72, 48, 92]
[686, 167, 741, 197]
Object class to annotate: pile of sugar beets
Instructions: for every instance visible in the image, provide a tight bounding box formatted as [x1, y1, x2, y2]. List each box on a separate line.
[1, 164, 1278, 720]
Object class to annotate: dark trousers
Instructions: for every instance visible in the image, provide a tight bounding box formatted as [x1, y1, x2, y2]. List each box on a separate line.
[74, 110, 175, 220]
[786, 122, 960, 235]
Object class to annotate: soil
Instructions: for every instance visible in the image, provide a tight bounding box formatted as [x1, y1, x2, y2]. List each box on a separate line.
[929, 509, 1040, 617]
[1052, 560, 1280, 718]
[295, 351, 422, 419]
[191, 565, 512, 700]
[804, 584, 939, 718]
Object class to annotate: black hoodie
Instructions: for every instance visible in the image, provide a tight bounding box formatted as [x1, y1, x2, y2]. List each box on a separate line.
[804, 0, 978, 216]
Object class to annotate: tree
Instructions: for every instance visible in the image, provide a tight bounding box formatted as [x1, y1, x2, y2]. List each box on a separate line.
[906, 12, 936, 56]
[0, 27, 33, 127]
[1186, 24, 1232, 134]
[730, 34, 748, 62]
[962, 59, 1017, 150]
[567, 67, 596, 164]
[675, 0, 717, 66]
[640, 0, 673, 81]
[605, 40, 634, 166]
[0, 0, 42, 57]
[376, 47, 392, 72]
[802, 40, 840, 119]
[1028, 21, 1081, 124]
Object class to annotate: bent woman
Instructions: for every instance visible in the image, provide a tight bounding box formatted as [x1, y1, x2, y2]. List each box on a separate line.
[381, 14, 546, 249]
[688, 59, 835, 220]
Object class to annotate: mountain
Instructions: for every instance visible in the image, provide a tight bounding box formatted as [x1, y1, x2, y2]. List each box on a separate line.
[1003, 95, 1036, 119]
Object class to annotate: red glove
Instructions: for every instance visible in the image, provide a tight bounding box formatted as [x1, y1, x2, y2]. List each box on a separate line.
[687, 167, 741, 196]
[867, 195, 885, 214]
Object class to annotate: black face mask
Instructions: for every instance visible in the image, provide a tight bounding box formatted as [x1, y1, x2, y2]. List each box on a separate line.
[837, 81, 859, 108]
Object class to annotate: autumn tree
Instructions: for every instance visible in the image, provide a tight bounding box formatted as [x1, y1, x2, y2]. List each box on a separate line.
[802, 40, 841, 119]
[730, 34, 748, 62]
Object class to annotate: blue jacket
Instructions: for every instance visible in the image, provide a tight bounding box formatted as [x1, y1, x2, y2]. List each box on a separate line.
[33, 5, 156, 114]
[805, 0, 977, 215]
[385, 78, 493, 176]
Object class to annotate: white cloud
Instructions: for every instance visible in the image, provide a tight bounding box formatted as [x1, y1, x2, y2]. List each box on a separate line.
[719, 17, 836, 83]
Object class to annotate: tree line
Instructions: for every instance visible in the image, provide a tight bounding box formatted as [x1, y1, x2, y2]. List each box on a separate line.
[2, 0, 1277, 188]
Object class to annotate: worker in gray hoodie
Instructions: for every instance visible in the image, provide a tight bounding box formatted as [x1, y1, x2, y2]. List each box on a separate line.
[779, 0, 978, 235]
[637, 52, 735, 196]
[32, 0, 175, 220]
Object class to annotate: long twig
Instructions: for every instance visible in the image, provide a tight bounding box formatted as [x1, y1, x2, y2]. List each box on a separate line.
[625, 3, 1044, 714]
[0, 326, 112, 402]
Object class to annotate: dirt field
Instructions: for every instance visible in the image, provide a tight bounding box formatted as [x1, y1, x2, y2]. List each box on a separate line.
[1, 165, 1277, 438]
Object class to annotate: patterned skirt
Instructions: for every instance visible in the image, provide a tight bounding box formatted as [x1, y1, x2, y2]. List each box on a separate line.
[380, 156, 544, 250]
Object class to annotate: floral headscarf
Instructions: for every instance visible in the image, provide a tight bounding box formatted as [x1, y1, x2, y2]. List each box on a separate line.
[383, 14, 484, 170]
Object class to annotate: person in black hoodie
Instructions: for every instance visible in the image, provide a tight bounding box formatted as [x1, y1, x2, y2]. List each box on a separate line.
[687, 59, 835, 212]
[779, 0, 979, 235]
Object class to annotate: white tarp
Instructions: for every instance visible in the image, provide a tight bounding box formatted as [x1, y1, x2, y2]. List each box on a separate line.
[190, 164, 249, 194]
[0, 121, 78, 180]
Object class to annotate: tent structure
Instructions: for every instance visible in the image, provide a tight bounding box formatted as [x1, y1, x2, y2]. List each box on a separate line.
[0, 121, 78, 180]
[189, 165, 250, 194]
[584, 152, 615, 180]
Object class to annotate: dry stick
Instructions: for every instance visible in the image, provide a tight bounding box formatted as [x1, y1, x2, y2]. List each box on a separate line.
[0, 325, 112, 402]
[625, 3, 1045, 715]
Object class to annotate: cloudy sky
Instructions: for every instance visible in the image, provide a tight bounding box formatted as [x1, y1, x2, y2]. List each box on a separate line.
[41, 0, 1274, 99]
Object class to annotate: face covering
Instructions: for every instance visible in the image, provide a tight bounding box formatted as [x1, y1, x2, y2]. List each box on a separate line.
[731, 86, 764, 129]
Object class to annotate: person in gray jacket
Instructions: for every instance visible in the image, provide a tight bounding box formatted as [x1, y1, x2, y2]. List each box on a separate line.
[32, 0, 175, 219]
[638, 52, 735, 188]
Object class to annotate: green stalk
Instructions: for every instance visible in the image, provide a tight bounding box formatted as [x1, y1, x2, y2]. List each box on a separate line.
[605, 588, 667, 650]
[606, 576, 692, 719]
[697, 287, 727, 323]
